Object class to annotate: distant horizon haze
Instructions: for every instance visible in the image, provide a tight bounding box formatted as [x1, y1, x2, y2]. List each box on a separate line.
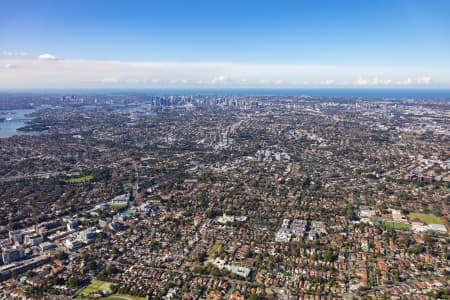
[0, 88, 449, 99]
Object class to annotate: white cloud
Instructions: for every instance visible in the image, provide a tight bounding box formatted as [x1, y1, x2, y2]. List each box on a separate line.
[1, 51, 28, 57]
[321, 79, 335, 85]
[101, 77, 120, 83]
[0, 55, 448, 88]
[354, 78, 368, 86]
[212, 75, 226, 83]
[416, 76, 432, 85]
[350, 77, 434, 87]
[4, 63, 17, 69]
[353, 77, 385, 86]
[125, 78, 146, 84]
[38, 53, 60, 61]
[401, 78, 412, 85]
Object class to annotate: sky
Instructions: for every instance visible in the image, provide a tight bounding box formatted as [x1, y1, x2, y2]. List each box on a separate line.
[1, 0, 450, 89]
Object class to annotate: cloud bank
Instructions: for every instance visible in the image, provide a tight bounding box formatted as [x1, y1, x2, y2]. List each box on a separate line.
[37, 53, 60, 61]
[0, 52, 449, 88]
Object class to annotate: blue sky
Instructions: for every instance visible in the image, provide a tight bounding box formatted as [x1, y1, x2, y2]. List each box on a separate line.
[1, 0, 450, 88]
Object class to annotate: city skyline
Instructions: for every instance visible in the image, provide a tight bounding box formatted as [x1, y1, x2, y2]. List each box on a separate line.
[1, 0, 450, 88]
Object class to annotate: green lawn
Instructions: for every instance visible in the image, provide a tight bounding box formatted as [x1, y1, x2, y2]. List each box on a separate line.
[101, 295, 146, 300]
[408, 212, 444, 225]
[383, 222, 411, 230]
[208, 240, 225, 259]
[64, 175, 94, 184]
[111, 203, 128, 209]
[76, 279, 113, 299]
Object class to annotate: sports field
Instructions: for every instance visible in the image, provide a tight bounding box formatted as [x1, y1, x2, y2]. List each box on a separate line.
[383, 221, 411, 230]
[111, 203, 128, 209]
[408, 212, 444, 225]
[76, 279, 113, 299]
[64, 175, 94, 184]
[101, 295, 146, 300]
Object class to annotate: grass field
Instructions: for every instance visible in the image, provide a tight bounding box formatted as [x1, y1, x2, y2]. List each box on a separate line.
[383, 222, 411, 230]
[111, 203, 129, 209]
[76, 279, 113, 299]
[408, 212, 444, 225]
[101, 295, 146, 300]
[64, 175, 94, 184]
[208, 240, 225, 259]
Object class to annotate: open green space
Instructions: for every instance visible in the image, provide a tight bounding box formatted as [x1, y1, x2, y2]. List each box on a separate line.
[64, 175, 94, 184]
[208, 240, 225, 259]
[111, 203, 128, 209]
[408, 212, 444, 225]
[101, 295, 146, 300]
[383, 222, 411, 230]
[76, 279, 113, 299]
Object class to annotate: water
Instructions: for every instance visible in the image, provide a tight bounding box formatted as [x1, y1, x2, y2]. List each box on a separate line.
[0, 104, 144, 139]
[0, 108, 38, 138]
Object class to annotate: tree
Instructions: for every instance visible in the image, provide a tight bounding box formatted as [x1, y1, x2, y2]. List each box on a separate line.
[87, 260, 97, 271]
[345, 204, 355, 220]
[249, 293, 260, 300]
[67, 276, 79, 288]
